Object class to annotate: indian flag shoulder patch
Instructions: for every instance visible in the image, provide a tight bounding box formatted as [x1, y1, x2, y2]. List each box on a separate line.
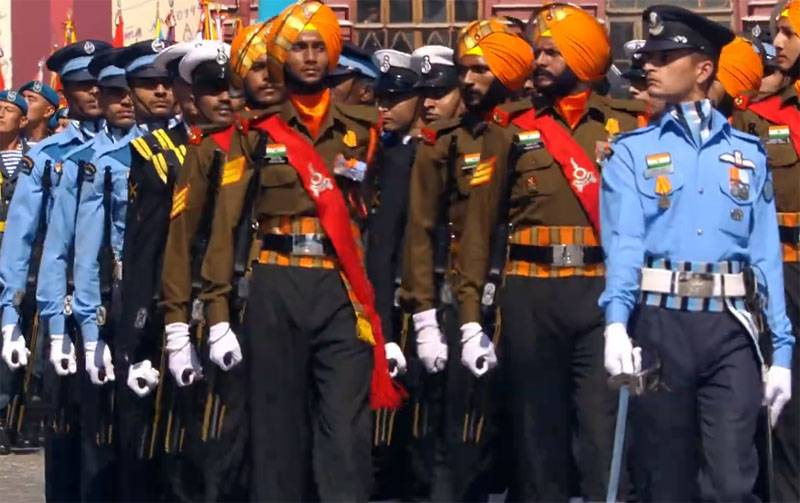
[768, 125, 790, 142]
[644, 153, 673, 178]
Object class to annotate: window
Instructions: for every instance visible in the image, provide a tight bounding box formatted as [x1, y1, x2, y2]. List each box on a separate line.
[608, 0, 730, 7]
[389, 0, 412, 22]
[455, 0, 479, 22]
[357, 0, 380, 23]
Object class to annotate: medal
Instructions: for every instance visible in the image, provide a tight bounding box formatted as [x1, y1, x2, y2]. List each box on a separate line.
[655, 175, 671, 209]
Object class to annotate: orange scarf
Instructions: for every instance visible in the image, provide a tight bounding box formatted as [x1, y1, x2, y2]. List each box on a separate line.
[289, 89, 331, 140]
[557, 89, 591, 130]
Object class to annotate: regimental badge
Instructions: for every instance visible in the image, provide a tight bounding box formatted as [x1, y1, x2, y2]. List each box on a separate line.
[6, 91, 16, 102]
[33, 80, 42, 92]
[265, 143, 288, 164]
[151, 38, 166, 53]
[672, 35, 688, 44]
[644, 152, 673, 178]
[54, 161, 63, 174]
[492, 107, 510, 127]
[767, 125, 790, 145]
[570, 158, 597, 193]
[525, 174, 538, 193]
[648, 11, 664, 36]
[309, 164, 334, 198]
[128, 179, 138, 203]
[421, 55, 432, 75]
[462, 153, 480, 172]
[343, 129, 358, 148]
[82, 162, 96, 181]
[216, 46, 228, 64]
[380, 55, 391, 73]
[733, 95, 749, 110]
[514, 130, 542, 151]
[84, 41, 95, 54]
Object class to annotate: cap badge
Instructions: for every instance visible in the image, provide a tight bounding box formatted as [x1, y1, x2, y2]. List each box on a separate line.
[32, 81, 42, 92]
[380, 54, 391, 73]
[752, 24, 762, 39]
[648, 11, 664, 36]
[6, 91, 16, 102]
[216, 47, 228, 64]
[421, 55, 432, 75]
[84, 41, 95, 55]
[151, 39, 166, 53]
[672, 35, 688, 44]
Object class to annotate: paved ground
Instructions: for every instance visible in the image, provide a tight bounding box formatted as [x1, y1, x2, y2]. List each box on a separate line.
[0, 450, 45, 502]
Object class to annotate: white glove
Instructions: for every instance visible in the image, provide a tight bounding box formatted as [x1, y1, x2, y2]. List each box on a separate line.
[208, 322, 243, 371]
[384, 342, 407, 378]
[604, 323, 641, 377]
[2, 324, 28, 369]
[765, 366, 792, 427]
[413, 309, 448, 374]
[460, 322, 498, 378]
[84, 340, 115, 385]
[49, 334, 77, 376]
[165, 322, 203, 386]
[126, 360, 160, 397]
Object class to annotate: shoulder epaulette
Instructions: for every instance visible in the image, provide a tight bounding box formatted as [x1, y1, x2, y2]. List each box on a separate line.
[607, 97, 648, 115]
[730, 127, 765, 147]
[334, 102, 380, 126]
[492, 99, 532, 127]
[611, 124, 657, 144]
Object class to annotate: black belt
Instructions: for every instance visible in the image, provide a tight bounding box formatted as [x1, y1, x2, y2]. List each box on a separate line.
[261, 233, 335, 257]
[779, 225, 800, 245]
[508, 244, 604, 266]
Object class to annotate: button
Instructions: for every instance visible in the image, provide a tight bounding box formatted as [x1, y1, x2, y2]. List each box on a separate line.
[698, 187, 704, 194]
[697, 228, 703, 235]
[731, 208, 744, 221]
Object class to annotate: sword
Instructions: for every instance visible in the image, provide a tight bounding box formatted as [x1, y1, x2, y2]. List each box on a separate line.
[606, 361, 662, 503]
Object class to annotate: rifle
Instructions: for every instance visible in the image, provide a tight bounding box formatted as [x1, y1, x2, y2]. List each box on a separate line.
[230, 133, 268, 319]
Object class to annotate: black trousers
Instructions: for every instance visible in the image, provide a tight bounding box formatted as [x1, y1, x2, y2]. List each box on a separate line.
[629, 306, 762, 501]
[498, 275, 615, 501]
[774, 263, 800, 502]
[244, 264, 373, 502]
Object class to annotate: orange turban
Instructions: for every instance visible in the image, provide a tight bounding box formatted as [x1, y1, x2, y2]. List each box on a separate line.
[781, 0, 800, 34]
[718, 36, 763, 98]
[267, 1, 342, 84]
[231, 22, 269, 79]
[530, 3, 611, 82]
[457, 19, 534, 92]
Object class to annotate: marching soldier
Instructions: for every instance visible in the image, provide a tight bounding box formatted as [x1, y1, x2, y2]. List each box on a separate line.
[330, 42, 378, 106]
[19, 81, 59, 144]
[455, 4, 645, 500]
[0, 90, 32, 454]
[399, 19, 535, 501]
[0, 38, 110, 501]
[194, 2, 403, 499]
[729, 3, 800, 499]
[365, 48, 420, 500]
[601, 5, 794, 499]
[119, 39, 205, 502]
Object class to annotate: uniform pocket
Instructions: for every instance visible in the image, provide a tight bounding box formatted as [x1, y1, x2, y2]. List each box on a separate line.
[260, 165, 298, 187]
[765, 141, 798, 169]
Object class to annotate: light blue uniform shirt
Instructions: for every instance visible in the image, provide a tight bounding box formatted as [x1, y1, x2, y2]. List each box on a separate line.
[72, 126, 141, 343]
[0, 121, 101, 328]
[599, 101, 795, 368]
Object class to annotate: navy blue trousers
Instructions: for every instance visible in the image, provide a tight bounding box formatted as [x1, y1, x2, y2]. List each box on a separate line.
[629, 306, 762, 501]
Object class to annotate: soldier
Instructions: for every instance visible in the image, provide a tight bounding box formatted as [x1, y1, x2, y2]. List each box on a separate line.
[601, 5, 793, 499]
[399, 19, 534, 501]
[0, 90, 31, 454]
[412, 45, 463, 125]
[0, 38, 110, 501]
[729, 3, 800, 500]
[195, 1, 402, 499]
[455, 4, 645, 500]
[364, 48, 419, 500]
[330, 42, 378, 106]
[18, 81, 59, 145]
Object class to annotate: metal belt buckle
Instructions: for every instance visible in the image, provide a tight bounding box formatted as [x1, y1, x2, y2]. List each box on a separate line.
[675, 272, 715, 297]
[292, 234, 325, 257]
[552, 244, 585, 267]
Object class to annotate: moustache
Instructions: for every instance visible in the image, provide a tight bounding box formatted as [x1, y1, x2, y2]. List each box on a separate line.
[534, 68, 555, 80]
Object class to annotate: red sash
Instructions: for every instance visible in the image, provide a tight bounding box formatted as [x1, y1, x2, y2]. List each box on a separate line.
[254, 114, 405, 410]
[748, 94, 800, 158]
[512, 109, 601, 232]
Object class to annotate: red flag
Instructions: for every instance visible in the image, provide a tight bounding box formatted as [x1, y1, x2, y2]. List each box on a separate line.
[113, 7, 124, 47]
